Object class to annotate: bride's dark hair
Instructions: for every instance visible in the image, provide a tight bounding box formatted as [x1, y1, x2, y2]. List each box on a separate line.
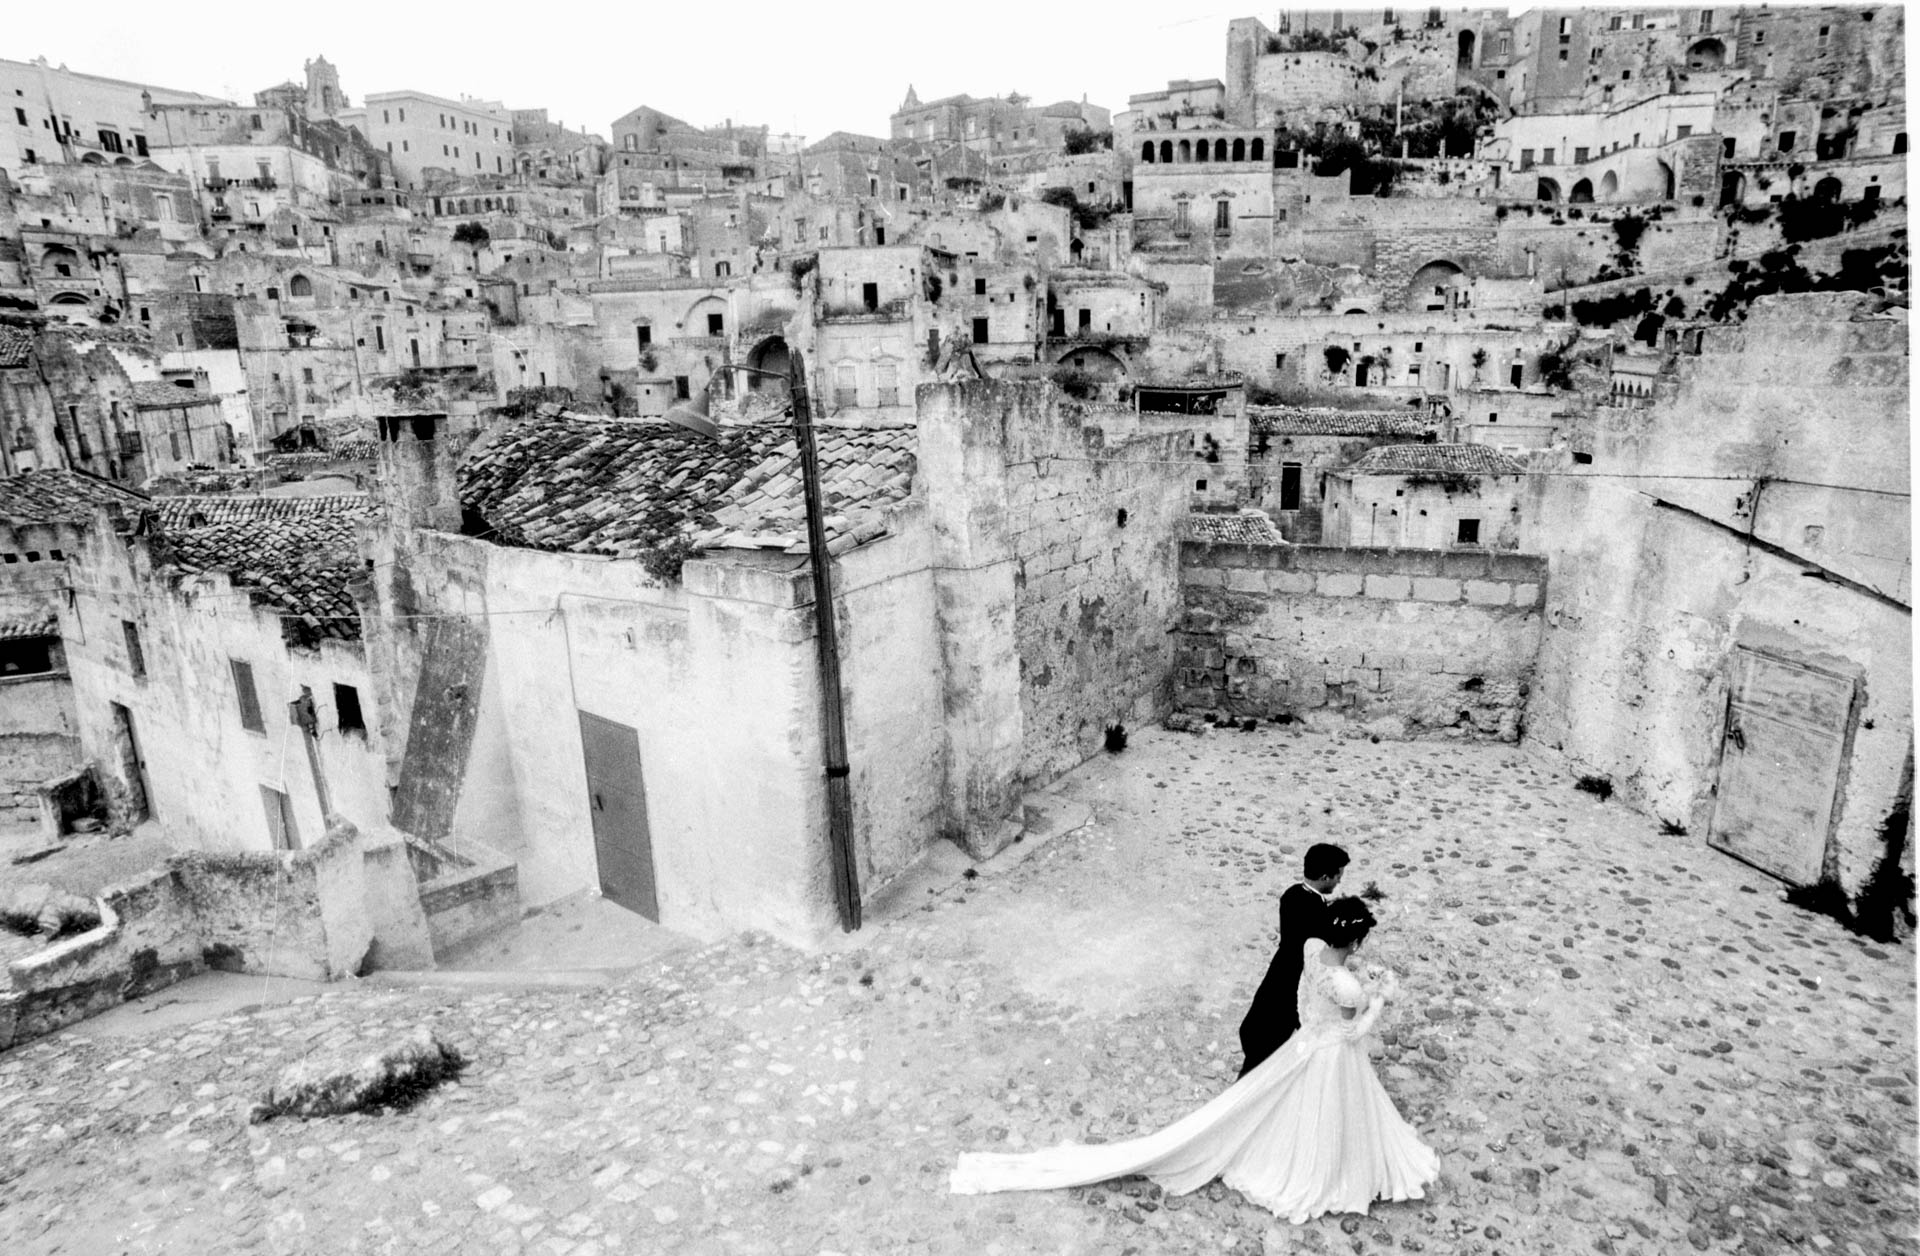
[1324, 896, 1377, 949]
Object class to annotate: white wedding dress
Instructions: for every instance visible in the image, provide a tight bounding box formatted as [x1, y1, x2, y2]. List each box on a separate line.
[950, 940, 1439, 1223]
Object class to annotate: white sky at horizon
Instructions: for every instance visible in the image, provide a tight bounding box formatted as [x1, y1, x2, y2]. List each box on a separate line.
[23, 2, 1244, 143]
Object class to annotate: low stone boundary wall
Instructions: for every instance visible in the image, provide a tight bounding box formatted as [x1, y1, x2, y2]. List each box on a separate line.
[418, 838, 520, 960]
[1176, 542, 1548, 738]
[0, 821, 432, 1050]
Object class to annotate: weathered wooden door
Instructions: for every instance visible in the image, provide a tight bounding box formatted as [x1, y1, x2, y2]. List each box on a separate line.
[110, 702, 150, 821]
[1708, 648, 1858, 886]
[578, 711, 659, 921]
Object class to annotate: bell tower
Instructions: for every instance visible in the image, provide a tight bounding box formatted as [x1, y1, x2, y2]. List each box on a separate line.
[304, 55, 347, 119]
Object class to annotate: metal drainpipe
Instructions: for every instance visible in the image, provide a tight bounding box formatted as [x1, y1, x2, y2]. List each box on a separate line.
[786, 349, 860, 931]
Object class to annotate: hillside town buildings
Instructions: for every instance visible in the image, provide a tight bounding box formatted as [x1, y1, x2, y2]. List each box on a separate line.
[0, 6, 1909, 1009]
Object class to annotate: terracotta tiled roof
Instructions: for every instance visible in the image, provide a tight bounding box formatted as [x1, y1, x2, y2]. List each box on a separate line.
[131, 381, 219, 408]
[0, 612, 57, 641]
[1248, 406, 1433, 437]
[460, 412, 917, 559]
[150, 494, 378, 530]
[0, 470, 148, 524]
[1347, 444, 1526, 476]
[1185, 511, 1287, 545]
[156, 495, 371, 644]
[0, 326, 32, 369]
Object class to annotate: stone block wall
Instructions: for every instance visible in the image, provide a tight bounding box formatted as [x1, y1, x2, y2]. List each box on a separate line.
[1006, 404, 1189, 785]
[1176, 542, 1547, 738]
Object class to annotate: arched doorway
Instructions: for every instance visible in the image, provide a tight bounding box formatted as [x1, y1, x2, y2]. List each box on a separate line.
[1720, 169, 1746, 207]
[1569, 178, 1594, 204]
[1813, 176, 1843, 203]
[1658, 161, 1675, 200]
[1458, 29, 1477, 68]
[1687, 38, 1725, 69]
[1536, 177, 1562, 203]
[1599, 170, 1619, 200]
[288, 274, 314, 297]
[1054, 345, 1128, 380]
[1141, 141, 1155, 163]
[745, 336, 791, 394]
[1407, 259, 1467, 312]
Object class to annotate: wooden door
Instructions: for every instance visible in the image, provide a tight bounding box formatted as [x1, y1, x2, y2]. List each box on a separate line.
[1708, 648, 1858, 886]
[110, 702, 150, 821]
[578, 712, 659, 921]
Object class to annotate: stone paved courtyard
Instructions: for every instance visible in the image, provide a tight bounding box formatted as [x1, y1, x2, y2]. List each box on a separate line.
[2, 727, 1915, 1256]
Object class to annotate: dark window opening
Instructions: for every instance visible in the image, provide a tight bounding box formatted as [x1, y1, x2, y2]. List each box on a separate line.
[232, 658, 265, 733]
[123, 621, 145, 678]
[0, 636, 57, 677]
[335, 683, 366, 734]
[974, 277, 987, 296]
[862, 282, 879, 311]
[1509, 363, 1524, 388]
[1456, 518, 1481, 545]
[706, 312, 724, 335]
[674, 376, 691, 400]
[637, 324, 652, 346]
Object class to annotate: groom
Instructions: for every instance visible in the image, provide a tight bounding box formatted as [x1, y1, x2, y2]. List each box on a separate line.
[1237, 842, 1349, 1078]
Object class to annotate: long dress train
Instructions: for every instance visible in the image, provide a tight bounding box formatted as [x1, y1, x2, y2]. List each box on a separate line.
[950, 939, 1438, 1224]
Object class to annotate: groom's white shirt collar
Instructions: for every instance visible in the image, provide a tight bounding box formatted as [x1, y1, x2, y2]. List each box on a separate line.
[1301, 881, 1330, 898]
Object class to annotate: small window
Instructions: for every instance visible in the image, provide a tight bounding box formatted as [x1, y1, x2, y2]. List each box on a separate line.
[1279, 463, 1303, 511]
[1778, 130, 1796, 152]
[231, 658, 265, 732]
[637, 324, 652, 346]
[1456, 519, 1481, 545]
[862, 282, 879, 311]
[122, 621, 145, 678]
[674, 376, 691, 400]
[974, 277, 987, 296]
[707, 312, 724, 335]
[972, 317, 989, 344]
[1676, 126, 1692, 139]
[335, 683, 366, 734]
[260, 785, 299, 851]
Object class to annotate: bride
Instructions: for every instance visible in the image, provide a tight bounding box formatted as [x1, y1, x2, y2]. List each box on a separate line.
[951, 896, 1438, 1224]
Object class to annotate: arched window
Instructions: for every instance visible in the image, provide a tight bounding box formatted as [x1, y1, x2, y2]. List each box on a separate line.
[288, 274, 313, 297]
[1141, 141, 1155, 163]
[1177, 139, 1191, 163]
[1159, 140, 1173, 164]
[1250, 138, 1265, 162]
[1232, 138, 1246, 162]
[1214, 139, 1228, 161]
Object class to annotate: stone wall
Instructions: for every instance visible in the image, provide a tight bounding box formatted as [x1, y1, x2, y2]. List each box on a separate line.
[1523, 293, 1911, 903]
[1176, 543, 1546, 739]
[917, 382, 1192, 856]
[0, 819, 408, 1049]
[1006, 404, 1189, 785]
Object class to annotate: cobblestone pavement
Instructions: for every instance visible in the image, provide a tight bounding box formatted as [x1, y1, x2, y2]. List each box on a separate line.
[3, 729, 1915, 1256]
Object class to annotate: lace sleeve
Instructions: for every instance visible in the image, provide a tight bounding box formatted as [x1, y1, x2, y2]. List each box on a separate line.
[1327, 968, 1368, 1010]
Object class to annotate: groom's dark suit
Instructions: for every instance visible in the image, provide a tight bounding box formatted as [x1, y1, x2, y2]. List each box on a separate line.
[1237, 883, 1333, 1078]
